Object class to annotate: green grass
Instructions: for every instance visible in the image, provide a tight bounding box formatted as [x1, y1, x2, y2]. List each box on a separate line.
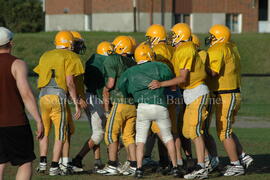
[3, 121, 270, 180]
[15, 32, 270, 119]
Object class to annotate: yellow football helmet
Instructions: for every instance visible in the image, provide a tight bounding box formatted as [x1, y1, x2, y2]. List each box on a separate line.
[135, 42, 155, 63]
[128, 36, 137, 54]
[54, 31, 74, 50]
[170, 23, 191, 46]
[191, 34, 200, 48]
[70, 31, 86, 55]
[112, 36, 133, 55]
[145, 24, 167, 46]
[205, 24, 231, 46]
[96, 41, 113, 56]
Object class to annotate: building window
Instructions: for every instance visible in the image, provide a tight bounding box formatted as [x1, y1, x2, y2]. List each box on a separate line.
[174, 14, 190, 25]
[226, 14, 242, 33]
[259, 0, 268, 21]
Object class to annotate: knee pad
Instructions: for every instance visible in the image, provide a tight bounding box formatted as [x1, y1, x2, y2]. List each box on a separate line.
[160, 127, 173, 144]
[91, 130, 104, 145]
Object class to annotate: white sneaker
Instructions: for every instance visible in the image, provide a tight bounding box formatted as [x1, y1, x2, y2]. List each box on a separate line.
[223, 164, 245, 176]
[96, 165, 119, 176]
[122, 166, 136, 176]
[184, 165, 208, 179]
[49, 167, 65, 176]
[36, 162, 47, 173]
[240, 154, 253, 169]
[59, 163, 73, 175]
[119, 161, 130, 174]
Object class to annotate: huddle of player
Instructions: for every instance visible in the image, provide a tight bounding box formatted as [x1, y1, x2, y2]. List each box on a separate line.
[35, 23, 254, 179]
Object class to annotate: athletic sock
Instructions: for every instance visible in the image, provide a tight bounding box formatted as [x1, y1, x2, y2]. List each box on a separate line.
[108, 160, 118, 167]
[51, 161, 59, 168]
[177, 159, 183, 166]
[197, 163, 205, 169]
[231, 160, 240, 166]
[61, 157, 70, 166]
[130, 161, 137, 168]
[40, 156, 47, 163]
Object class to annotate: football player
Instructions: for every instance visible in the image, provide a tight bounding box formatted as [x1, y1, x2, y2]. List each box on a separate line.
[205, 24, 253, 176]
[97, 36, 137, 176]
[71, 41, 112, 172]
[35, 31, 83, 176]
[149, 23, 210, 179]
[118, 42, 182, 178]
[192, 33, 220, 173]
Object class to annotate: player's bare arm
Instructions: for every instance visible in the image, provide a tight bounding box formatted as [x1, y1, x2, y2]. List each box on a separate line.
[11, 59, 44, 139]
[103, 77, 115, 112]
[148, 69, 189, 89]
[66, 75, 81, 120]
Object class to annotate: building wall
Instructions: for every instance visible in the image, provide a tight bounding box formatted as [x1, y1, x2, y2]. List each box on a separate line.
[45, 14, 91, 31]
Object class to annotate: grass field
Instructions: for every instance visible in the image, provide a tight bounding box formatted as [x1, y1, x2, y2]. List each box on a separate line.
[4, 32, 270, 179]
[14, 32, 270, 119]
[3, 121, 270, 180]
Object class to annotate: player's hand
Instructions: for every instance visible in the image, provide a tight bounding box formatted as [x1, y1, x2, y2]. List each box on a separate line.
[36, 121, 44, 140]
[79, 98, 88, 109]
[74, 104, 81, 120]
[148, 80, 161, 90]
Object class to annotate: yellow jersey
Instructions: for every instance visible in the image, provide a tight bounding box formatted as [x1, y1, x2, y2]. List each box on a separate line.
[207, 42, 241, 91]
[172, 41, 206, 89]
[152, 43, 175, 74]
[34, 49, 84, 92]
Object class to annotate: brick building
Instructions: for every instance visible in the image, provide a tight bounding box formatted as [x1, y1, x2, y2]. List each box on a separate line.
[44, 0, 270, 33]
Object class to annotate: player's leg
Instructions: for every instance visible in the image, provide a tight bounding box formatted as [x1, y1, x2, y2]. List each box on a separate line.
[203, 95, 219, 172]
[183, 95, 208, 180]
[0, 163, 6, 180]
[98, 103, 121, 175]
[59, 105, 74, 173]
[93, 145, 103, 171]
[37, 96, 52, 173]
[119, 104, 137, 176]
[16, 162, 32, 180]
[155, 105, 182, 178]
[135, 104, 152, 178]
[49, 96, 68, 176]
[216, 93, 244, 176]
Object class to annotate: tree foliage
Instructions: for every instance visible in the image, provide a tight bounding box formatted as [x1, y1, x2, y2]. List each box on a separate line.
[0, 0, 44, 32]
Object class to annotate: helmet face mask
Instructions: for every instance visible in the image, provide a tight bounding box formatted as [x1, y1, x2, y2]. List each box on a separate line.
[73, 40, 86, 55]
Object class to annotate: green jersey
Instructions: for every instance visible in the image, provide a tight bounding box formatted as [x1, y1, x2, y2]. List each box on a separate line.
[118, 61, 173, 107]
[103, 54, 136, 104]
[84, 54, 106, 99]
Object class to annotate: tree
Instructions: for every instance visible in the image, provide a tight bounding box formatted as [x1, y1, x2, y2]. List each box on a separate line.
[0, 0, 44, 32]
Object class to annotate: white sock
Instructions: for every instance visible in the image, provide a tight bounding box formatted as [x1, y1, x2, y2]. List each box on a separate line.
[62, 157, 70, 166]
[231, 160, 240, 166]
[177, 159, 183, 166]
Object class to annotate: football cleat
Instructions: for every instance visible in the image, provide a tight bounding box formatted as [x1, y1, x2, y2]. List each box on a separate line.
[71, 158, 84, 173]
[118, 161, 130, 174]
[223, 164, 245, 176]
[36, 162, 47, 173]
[184, 165, 208, 179]
[122, 166, 136, 176]
[135, 168, 144, 179]
[205, 156, 219, 173]
[49, 167, 65, 176]
[96, 164, 119, 176]
[240, 154, 254, 169]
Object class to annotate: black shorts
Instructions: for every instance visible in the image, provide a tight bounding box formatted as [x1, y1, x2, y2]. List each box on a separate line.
[0, 124, 36, 166]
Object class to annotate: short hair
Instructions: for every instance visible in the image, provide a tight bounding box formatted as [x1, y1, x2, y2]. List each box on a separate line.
[0, 42, 11, 50]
